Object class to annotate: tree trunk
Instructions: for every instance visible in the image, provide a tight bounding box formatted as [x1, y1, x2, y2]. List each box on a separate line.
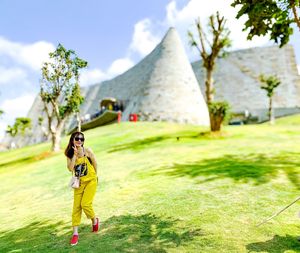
[77, 112, 81, 132]
[51, 120, 65, 152]
[205, 68, 214, 103]
[210, 112, 223, 131]
[269, 97, 275, 125]
[51, 132, 61, 152]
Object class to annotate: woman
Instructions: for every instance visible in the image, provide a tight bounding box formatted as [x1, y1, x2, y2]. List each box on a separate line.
[64, 131, 99, 246]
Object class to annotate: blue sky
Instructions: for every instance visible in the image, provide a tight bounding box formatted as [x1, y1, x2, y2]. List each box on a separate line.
[0, 0, 299, 138]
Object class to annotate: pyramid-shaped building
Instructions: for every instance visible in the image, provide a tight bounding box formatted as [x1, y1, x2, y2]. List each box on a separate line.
[76, 27, 209, 126]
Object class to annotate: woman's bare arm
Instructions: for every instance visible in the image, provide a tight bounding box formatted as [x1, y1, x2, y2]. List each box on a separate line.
[67, 156, 77, 172]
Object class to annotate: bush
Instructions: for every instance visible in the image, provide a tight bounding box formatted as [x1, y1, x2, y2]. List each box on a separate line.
[208, 101, 230, 131]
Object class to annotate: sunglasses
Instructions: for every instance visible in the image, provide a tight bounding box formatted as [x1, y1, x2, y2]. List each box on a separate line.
[74, 137, 85, 142]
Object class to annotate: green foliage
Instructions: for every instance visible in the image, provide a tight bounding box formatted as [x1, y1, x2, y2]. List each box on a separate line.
[208, 101, 231, 131]
[259, 74, 281, 97]
[208, 101, 230, 119]
[259, 74, 281, 124]
[40, 43, 87, 119]
[231, 0, 299, 47]
[58, 83, 84, 118]
[40, 43, 87, 150]
[38, 116, 43, 126]
[6, 117, 32, 137]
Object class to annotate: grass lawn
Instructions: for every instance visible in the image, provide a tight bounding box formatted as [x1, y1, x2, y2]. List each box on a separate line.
[0, 115, 300, 252]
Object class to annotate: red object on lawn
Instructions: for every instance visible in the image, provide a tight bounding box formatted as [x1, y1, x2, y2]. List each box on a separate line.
[129, 113, 138, 122]
[117, 111, 122, 123]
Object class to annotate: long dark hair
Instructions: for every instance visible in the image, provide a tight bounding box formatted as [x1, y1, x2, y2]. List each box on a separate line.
[64, 131, 85, 159]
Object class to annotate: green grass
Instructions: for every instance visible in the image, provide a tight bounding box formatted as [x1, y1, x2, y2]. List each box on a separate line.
[1, 116, 300, 252]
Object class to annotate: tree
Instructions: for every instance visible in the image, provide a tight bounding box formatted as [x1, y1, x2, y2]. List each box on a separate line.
[231, 0, 300, 47]
[40, 44, 87, 151]
[188, 12, 232, 131]
[6, 117, 32, 137]
[259, 74, 281, 125]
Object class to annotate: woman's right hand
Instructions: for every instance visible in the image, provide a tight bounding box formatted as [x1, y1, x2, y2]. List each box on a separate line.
[73, 146, 78, 158]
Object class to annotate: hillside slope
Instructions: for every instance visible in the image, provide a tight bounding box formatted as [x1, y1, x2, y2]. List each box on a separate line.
[1, 119, 300, 252]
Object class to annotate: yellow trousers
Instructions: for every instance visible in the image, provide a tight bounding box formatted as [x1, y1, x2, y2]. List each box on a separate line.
[72, 179, 97, 226]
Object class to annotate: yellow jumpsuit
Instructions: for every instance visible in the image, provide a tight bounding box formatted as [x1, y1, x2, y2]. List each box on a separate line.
[72, 155, 97, 226]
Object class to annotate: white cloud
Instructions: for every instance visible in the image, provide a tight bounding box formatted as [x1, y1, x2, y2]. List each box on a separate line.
[1, 94, 35, 118]
[0, 122, 6, 139]
[107, 58, 134, 76]
[80, 58, 135, 86]
[0, 37, 55, 70]
[0, 37, 55, 139]
[129, 19, 161, 56]
[19, 41, 55, 70]
[0, 93, 35, 138]
[80, 68, 107, 86]
[0, 67, 28, 85]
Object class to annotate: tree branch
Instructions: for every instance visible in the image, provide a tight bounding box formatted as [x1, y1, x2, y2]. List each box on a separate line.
[291, 1, 300, 30]
[50, 98, 60, 121]
[42, 101, 54, 134]
[196, 19, 208, 58]
[188, 30, 202, 55]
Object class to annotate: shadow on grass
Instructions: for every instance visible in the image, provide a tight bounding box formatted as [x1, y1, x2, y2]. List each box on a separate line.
[147, 152, 300, 188]
[0, 220, 70, 252]
[246, 234, 300, 253]
[0, 156, 35, 168]
[96, 214, 203, 252]
[0, 151, 54, 170]
[107, 132, 213, 153]
[108, 135, 172, 153]
[0, 214, 203, 253]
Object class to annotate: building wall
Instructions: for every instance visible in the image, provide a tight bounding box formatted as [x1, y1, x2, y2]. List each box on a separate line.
[192, 45, 300, 115]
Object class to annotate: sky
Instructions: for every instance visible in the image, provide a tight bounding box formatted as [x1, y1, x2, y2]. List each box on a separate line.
[0, 0, 299, 139]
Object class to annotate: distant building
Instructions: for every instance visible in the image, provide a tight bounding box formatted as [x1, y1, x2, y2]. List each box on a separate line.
[192, 45, 300, 122]
[2, 27, 300, 148]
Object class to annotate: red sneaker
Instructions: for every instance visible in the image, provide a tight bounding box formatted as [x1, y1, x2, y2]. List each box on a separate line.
[92, 218, 99, 232]
[70, 234, 79, 246]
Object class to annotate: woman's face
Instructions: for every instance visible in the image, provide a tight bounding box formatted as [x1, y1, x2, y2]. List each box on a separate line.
[73, 134, 85, 147]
